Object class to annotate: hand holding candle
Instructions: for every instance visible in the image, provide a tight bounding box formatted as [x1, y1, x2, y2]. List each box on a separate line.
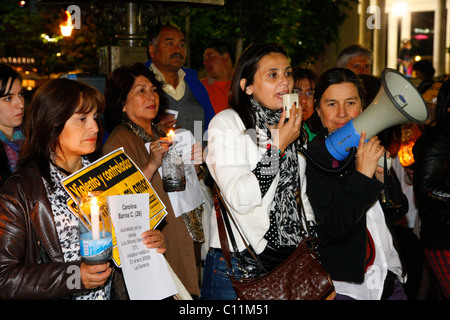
[143, 136, 172, 181]
[78, 192, 113, 265]
[161, 129, 186, 192]
[166, 129, 176, 142]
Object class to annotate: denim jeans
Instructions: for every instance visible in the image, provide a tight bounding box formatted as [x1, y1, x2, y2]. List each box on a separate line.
[200, 249, 243, 300]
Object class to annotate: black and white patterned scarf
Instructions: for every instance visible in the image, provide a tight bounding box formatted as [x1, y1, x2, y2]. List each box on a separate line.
[44, 157, 111, 299]
[251, 99, 306, 247]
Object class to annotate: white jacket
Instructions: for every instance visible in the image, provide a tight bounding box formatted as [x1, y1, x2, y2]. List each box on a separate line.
[205, 108, 314, 254]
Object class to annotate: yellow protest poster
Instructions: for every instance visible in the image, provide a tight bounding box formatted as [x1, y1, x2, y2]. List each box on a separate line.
[61, 148, 167, 267]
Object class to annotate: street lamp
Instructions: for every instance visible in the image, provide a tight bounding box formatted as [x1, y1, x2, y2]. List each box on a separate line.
[392, 2, 408, 17]
[60, 11, 74, 37]
[392, 1, 413, 77]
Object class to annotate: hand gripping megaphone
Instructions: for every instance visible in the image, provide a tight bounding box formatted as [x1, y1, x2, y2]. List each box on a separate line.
[325, 68, 429, 161]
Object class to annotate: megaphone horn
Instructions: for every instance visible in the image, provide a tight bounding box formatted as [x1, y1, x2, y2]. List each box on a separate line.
[325, 68, 429, 161]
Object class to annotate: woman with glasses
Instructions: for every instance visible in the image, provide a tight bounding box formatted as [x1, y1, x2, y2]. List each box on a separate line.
[292, 67, 321, 141]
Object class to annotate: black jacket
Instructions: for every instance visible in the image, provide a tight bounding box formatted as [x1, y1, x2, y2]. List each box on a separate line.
[413, 125, 450, 249]
[304, 135, 407, 282]
[0, 160, 127, 299]
[0, 160, 86, 299]
[0, 144, 12, 187]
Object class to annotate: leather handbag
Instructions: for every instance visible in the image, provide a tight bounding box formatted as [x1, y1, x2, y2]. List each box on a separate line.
[213, 185, 335, 300]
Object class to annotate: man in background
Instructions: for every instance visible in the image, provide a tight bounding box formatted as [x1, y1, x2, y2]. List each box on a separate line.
[146, 24, 215, 137]
[201, 41, 234, 114]
[337, 44, 373, 75]
[145, 23, 216, 297]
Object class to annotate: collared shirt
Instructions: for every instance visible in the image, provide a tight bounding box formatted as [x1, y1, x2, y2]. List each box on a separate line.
[150, 63, 186, 101]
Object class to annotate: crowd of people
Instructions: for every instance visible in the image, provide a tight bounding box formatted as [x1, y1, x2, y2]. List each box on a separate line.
[0, 23, 448, 301]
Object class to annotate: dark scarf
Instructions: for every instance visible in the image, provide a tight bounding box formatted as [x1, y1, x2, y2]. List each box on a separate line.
[0, 127, 24, 172]
[122, 115, 166, 143]
[122, 115, 205, 242]
[251, 99, 306, 247]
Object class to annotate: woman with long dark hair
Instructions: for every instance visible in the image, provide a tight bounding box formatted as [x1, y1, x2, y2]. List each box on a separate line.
[0, 64, 24, 186]
[201, 43, 313, 300]
[0, 78, 165, 299]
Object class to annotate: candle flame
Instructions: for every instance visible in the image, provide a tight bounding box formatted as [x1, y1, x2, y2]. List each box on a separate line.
[398, 141, 415, 167]
[398, 123, 421, 167]
[167, 129, 176, 141]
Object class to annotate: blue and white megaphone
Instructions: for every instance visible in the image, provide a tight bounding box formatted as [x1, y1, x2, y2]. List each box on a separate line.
[325, 68, 429, 161]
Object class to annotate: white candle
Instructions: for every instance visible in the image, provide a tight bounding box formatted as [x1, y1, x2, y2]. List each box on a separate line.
[90, 197, 100, 240]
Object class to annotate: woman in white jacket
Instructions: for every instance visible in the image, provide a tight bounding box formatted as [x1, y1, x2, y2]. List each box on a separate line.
[200, 43, 314, 300]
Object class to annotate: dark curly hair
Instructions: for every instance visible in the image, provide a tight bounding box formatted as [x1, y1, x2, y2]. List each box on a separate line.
[103, 63, 167, 133]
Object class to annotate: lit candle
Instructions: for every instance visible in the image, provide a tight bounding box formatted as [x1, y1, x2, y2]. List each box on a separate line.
[167, 129, 176, 142]
[90, 197, 100, 240]
[398, 124, 421, 167]
[398, 141, 415, 167]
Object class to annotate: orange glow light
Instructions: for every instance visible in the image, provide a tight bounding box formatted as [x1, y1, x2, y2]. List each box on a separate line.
[398, 141, 415, 167]
[167, 129, 176, 141]
[60, 11, 74, 37]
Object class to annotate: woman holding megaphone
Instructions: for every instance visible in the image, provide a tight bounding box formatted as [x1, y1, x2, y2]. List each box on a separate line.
[303, 68, 408, 300]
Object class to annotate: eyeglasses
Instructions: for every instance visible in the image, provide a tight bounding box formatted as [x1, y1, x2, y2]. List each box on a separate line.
[292, 88, 314, 99]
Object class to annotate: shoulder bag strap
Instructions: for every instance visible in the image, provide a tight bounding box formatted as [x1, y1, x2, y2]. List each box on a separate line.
[213, 184, 264, 273]
[213, 186, 234, 277]
[296, 188, 311, 237]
